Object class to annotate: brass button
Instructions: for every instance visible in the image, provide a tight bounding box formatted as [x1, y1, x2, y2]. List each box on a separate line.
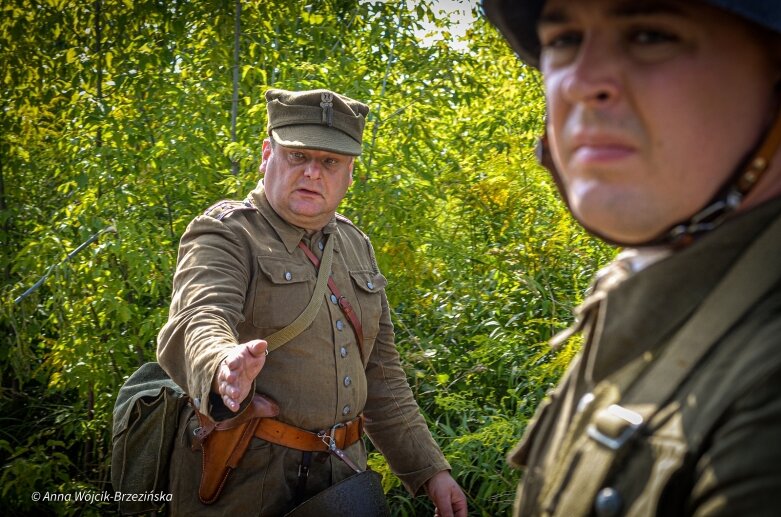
[340, 346, 348, 358]
[343, 376, 352, 387]
[342, 405, 351, 416]
[284, 271, 292, 281]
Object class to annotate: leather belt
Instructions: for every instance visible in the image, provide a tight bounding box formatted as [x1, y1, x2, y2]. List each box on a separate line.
[192, 395, 363, 505]
[254, 415, 364, 452]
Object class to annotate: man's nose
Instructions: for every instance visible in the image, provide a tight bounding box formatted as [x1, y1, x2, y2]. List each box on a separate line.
[303, 161, 322, 180]
[561, 36, 621, 107]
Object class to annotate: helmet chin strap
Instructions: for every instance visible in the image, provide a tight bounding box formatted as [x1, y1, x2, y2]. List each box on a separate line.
[536, 104, 781, 248]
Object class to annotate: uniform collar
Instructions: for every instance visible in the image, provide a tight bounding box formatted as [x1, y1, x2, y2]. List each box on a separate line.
[585, 195, 781, 385]
[249, 183, 338, 255]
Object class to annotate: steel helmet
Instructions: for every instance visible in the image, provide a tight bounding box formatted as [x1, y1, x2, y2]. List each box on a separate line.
[482, 0, 781, 69]
[482, 0, 781, 247]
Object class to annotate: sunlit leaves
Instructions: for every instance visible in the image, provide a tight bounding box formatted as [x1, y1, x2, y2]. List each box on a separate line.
[2, 1, 615, 514]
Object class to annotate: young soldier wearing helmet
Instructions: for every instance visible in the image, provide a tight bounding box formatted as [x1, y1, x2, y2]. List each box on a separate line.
[483, 0, 781, 515]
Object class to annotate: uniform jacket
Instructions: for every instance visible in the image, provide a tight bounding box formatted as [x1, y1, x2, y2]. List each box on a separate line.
[157, 184, 449, 515]
[510, 197, 781, 517]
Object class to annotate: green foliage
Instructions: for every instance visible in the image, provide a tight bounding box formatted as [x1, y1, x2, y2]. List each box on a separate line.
[1, 0, 615, 515]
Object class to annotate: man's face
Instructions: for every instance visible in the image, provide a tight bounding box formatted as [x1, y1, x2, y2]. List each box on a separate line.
[538, 0, 779, 244]
[260, 139, 354, 231]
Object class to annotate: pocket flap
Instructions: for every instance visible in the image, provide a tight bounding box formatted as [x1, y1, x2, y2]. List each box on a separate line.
[258, 256, 315, 285]
[349, 271, 387, 293]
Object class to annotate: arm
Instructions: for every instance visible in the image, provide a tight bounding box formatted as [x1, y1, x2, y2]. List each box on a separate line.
[157, 213, 258, 418]
[363, 292, 466, 514]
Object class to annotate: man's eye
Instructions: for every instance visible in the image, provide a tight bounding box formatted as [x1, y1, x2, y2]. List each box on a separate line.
[540, 31, 582, 50]
[290, 152, 305, 160]
[324, 158, 338, 167]
[631, 29, 678, 45]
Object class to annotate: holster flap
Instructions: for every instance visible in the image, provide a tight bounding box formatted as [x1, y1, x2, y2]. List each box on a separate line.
[196, 393, 279, 504]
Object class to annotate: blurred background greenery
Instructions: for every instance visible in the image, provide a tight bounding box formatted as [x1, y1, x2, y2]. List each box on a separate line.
[0, 0, 614, 514]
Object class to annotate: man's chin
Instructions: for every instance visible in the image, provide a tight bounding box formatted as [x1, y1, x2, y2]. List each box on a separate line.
[572, 203, 672, 246]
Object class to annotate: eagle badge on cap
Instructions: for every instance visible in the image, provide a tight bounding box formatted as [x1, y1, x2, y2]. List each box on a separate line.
[320, 92, 334, 127]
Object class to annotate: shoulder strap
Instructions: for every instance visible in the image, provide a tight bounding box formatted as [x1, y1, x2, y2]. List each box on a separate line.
[203, 199, 257, 221]
[335, 213, 380, 275]
[551, 212, 781, 515]
[620, 211, 781, 424]
[263, 235, 334, 352]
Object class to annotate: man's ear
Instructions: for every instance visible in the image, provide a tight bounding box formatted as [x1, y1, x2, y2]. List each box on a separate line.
[260, 138, 272, 173]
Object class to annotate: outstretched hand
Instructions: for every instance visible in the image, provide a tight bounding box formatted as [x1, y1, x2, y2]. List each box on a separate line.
[211, 339, 268, 412]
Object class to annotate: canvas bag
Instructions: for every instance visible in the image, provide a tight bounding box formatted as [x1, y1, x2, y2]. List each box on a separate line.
[110, 236, 335, 514]
[111, 362, 187, 515]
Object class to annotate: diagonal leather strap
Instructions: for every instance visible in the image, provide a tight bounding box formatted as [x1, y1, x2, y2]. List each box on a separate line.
[262, 235, 335, 352]
[298, 240, 365, 362]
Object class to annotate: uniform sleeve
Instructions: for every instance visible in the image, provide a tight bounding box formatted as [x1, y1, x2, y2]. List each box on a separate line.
[157, 214, 251, 419]
[690, 368, 781, 516]
[363, 291, 451, 496]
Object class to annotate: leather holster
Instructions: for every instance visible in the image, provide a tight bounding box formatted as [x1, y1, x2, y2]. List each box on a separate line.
[192, 393, 280, 504]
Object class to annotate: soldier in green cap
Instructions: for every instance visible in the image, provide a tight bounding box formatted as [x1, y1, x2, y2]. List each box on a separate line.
[156, 88, 467, 516]
[483, 0, 781, 515]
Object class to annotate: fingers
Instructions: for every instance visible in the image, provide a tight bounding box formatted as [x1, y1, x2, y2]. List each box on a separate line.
[225, 339, 268, 369]
[219, 366, 246, 411]
[222, 393, 241, 412]
[247, 339, 269, 357]
[217, 340, 269, 412]
[447, 483, 468, 517]
[435, 503, 453, 517]
[425, 472, 467, 517]
[453, 492, 469, 517]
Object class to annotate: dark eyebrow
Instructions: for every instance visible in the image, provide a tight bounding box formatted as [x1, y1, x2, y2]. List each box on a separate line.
[539, 1, 688, 26]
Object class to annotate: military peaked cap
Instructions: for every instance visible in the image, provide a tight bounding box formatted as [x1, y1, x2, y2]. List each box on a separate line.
[265, 88, 370, 156]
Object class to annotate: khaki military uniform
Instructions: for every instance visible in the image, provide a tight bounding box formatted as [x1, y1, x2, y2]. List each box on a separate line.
[158, 184, 449, 515]
[511, 197, 781, 517]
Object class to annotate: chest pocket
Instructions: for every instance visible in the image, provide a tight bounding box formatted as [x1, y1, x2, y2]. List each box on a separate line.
[349, 270, 387, 343]
[252, 256, 315, 330]
[602, 415, 688, 516]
